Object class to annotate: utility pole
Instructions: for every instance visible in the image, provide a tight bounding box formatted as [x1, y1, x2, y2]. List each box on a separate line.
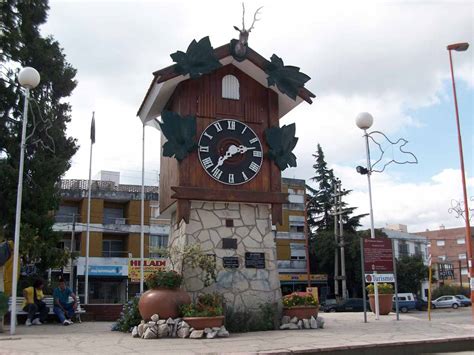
[333, 181, 339, 297]
[70, 213, 76, 291]
[339, 183, 347, 299]
[459, 260, 463, 289]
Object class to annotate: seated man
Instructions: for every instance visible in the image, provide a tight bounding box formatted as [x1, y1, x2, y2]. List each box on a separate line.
[53, 277, 77, 326]
[23, 278, 48, 326]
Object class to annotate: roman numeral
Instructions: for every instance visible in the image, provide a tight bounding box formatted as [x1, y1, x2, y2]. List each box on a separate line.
[253, 150, 262, 157]
[228, 174, 234, 184]
[249, 137, 258, 144]
[199, 146, 209, 153]
[249, 161, 259, 172]
[202, 157, 213, 169]
[242, 171, 248, 181]
[203, 132, 213, 140]
[213, 122, 223, 132]
[212, 168, 223, 180]
[227, 120, 236, 130]
[241, 126, 247, 134]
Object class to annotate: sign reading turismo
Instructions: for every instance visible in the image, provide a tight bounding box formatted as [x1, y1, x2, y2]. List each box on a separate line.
[128, 258, 167, 283]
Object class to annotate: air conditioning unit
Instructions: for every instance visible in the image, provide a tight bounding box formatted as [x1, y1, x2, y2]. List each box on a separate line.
[115, 218, 126, 225]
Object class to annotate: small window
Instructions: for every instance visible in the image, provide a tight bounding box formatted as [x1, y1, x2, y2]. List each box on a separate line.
[436, 240, 445, 247]
[461, 268, 468, 275]
[222, 75, 240, 100]
[457, 238, 465, 245]
[459, 253, 467, 260]
[438, 255, 446, 261]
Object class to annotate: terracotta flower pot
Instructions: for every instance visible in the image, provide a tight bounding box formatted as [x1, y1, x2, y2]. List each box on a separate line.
[183, 315, 225, 330]
[283, 306, 318, 319]
[369, 294, 393, 315]
[138, 287, 191, 321]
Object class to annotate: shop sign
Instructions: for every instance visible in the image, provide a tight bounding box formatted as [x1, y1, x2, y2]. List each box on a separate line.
[128, 258, 167, 282]
[279, 274, 328, 282]
[88, 265, 124, 276]
[365, 273, 395, 283]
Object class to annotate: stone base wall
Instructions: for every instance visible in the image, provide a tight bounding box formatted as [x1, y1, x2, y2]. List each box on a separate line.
[169, 201, 282, 312]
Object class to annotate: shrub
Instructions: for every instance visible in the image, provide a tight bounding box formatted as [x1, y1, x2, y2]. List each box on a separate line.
[432, 284, 470, 299]
[225, 303, 277, 332]
[180, 293, 223, 317]
[112, 296, 141, 332]
[282, 292, 318, 308]
[146, 270, 183, 289]
[0, 292, 8, 317]
[366, 283, 394, 295]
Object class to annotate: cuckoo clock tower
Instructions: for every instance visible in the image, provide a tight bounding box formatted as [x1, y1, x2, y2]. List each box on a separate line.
[138, 31, 314, 311]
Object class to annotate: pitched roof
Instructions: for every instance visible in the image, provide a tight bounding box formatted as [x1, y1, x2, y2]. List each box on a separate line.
[137, 43, 315, 127]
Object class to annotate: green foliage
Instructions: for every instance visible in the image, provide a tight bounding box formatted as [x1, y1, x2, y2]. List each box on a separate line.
[396, 255, 429, 295]
[145, 270, 183, 289]
[180, 293, 223, 317]
[367, 283, 394, 295]
[264, 124, 298, 171]
[0, 0, 78, 273]
[432, 285, 470, 299]
[265, 54, 311, 100]
[225, 303, 277, 332]
[159, 111, 197, 161]
[170, 36, 222, 79]
[0, 292, 8, 316]
[282, 293, 318, 308]
[112, 297, 142, 332]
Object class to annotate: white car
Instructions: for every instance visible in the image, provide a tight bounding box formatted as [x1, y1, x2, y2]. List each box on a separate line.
[432, 295, 461, 309]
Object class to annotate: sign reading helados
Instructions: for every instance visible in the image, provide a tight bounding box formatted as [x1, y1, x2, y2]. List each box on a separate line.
[128, 258, 167, 283]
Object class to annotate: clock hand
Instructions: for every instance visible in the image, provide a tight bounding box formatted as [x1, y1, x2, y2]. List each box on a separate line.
[237, 145, 256, 154]
[212, 145, 239, 172]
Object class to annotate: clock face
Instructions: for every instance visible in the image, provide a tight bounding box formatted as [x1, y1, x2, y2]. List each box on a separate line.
[198, 119, 263, 185]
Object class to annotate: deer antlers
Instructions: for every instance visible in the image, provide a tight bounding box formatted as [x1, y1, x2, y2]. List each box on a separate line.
[235, 3, 263, 33]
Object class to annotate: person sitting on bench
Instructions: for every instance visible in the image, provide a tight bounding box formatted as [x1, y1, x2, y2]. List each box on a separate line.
[23, 278, 48, 326]
[53, 277, 77, 325]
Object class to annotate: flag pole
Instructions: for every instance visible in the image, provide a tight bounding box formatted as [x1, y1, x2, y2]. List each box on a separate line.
[84, 112, 95, 304]
[140, 123, 145, 294]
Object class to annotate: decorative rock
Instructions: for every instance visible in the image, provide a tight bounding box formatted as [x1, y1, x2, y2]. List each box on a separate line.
[157, 324, 169, 338]
[190, 329, 204, 339]
[132, 326, 139, 338]
[143, 327, 158, 339]
[212, 327, 221, 332]
[147, 321, 156, 327]
[317, 317, 325, 329]
[166, 317, 175, 324]
[204, 327, 212, 334]
[297, 320, 303, 329]
[280, 323, 299, 330]
[137, 323, 145, 338]
[180, 321, 190, 329]
[281, 316, 291, 325]
[177, 327, 190, 338]
[290, 316, 298, 324]
[151, 314, 159, 322]
[303, 319, 310, 329]
[206, 331, 218, 339]
[157, 319, 166, 325]
[310, 316, 318, 329]
[217, 326, 229, 338]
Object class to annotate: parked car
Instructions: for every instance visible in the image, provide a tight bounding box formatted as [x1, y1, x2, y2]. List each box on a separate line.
[431, 295, 461, 309]
[392, 293, 416, 313]
[455, 295, 472, 307]
[323, 298, 369, 312]
[415, 298, 430, 311]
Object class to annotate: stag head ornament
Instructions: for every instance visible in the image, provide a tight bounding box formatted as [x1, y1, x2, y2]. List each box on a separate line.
[232, 3, 262, 60]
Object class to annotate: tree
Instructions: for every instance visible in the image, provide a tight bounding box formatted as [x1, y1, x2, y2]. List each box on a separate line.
[306, 144, 367, 296]
[396, 255, 429, 295]
[0, 0, 78, 272]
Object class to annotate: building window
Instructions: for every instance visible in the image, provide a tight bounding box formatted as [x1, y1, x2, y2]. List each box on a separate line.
[414, 243, 422, 257]
[438, 255, 446, 261]
[222, 75, 239, 100]
[457, 238, 465, 245]
[55, 205, 79, 223]
[436, 240, 445, 247]
[398, 241, 409, 257]
[461, 268, 468, 275]
[103, 207, 125, 224]
[289, 225, 305, 234]
[290, 243, 306, 260]
[149, 234, 169, 257]
[102, 239, 125, 257]
[458, 253, 467, 260]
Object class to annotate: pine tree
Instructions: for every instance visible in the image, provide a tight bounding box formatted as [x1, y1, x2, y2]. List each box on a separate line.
[0, 0, 78, 272]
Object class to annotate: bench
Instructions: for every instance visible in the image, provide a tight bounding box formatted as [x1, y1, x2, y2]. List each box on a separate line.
[8, 296, 85, 323]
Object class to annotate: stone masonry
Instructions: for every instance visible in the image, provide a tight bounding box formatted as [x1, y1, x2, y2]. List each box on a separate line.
[169, 201, 282, 312]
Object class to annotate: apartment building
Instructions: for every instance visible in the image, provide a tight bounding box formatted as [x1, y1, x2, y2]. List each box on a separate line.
[276, 178, 328, 296]
[53, 172, 169, 305]
[415, 225, 472, 287]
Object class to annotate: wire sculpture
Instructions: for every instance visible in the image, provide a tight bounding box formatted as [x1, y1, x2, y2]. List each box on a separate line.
[368, 130, 418, 173]
[25, 96, 56, 153]
[448, 197, 473, 221]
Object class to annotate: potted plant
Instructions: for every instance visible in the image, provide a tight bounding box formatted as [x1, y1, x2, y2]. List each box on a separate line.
[367, 283, 394, 315]
[138, 270, 191, 321]
[180, 293, 224, 329]
[282, 292, 319, 319]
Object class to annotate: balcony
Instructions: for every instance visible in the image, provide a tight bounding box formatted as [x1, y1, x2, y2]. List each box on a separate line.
[276, 231, 306, 240]
[278, 260, 307, 273]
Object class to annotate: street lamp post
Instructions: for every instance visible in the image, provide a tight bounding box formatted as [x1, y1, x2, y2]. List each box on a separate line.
[446, 42, 473, 309]
[355, 112, 380, 320]
[10, 67, 41, 335]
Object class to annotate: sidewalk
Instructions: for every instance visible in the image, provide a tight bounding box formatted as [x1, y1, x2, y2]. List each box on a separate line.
[1, 309, 473, 354]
